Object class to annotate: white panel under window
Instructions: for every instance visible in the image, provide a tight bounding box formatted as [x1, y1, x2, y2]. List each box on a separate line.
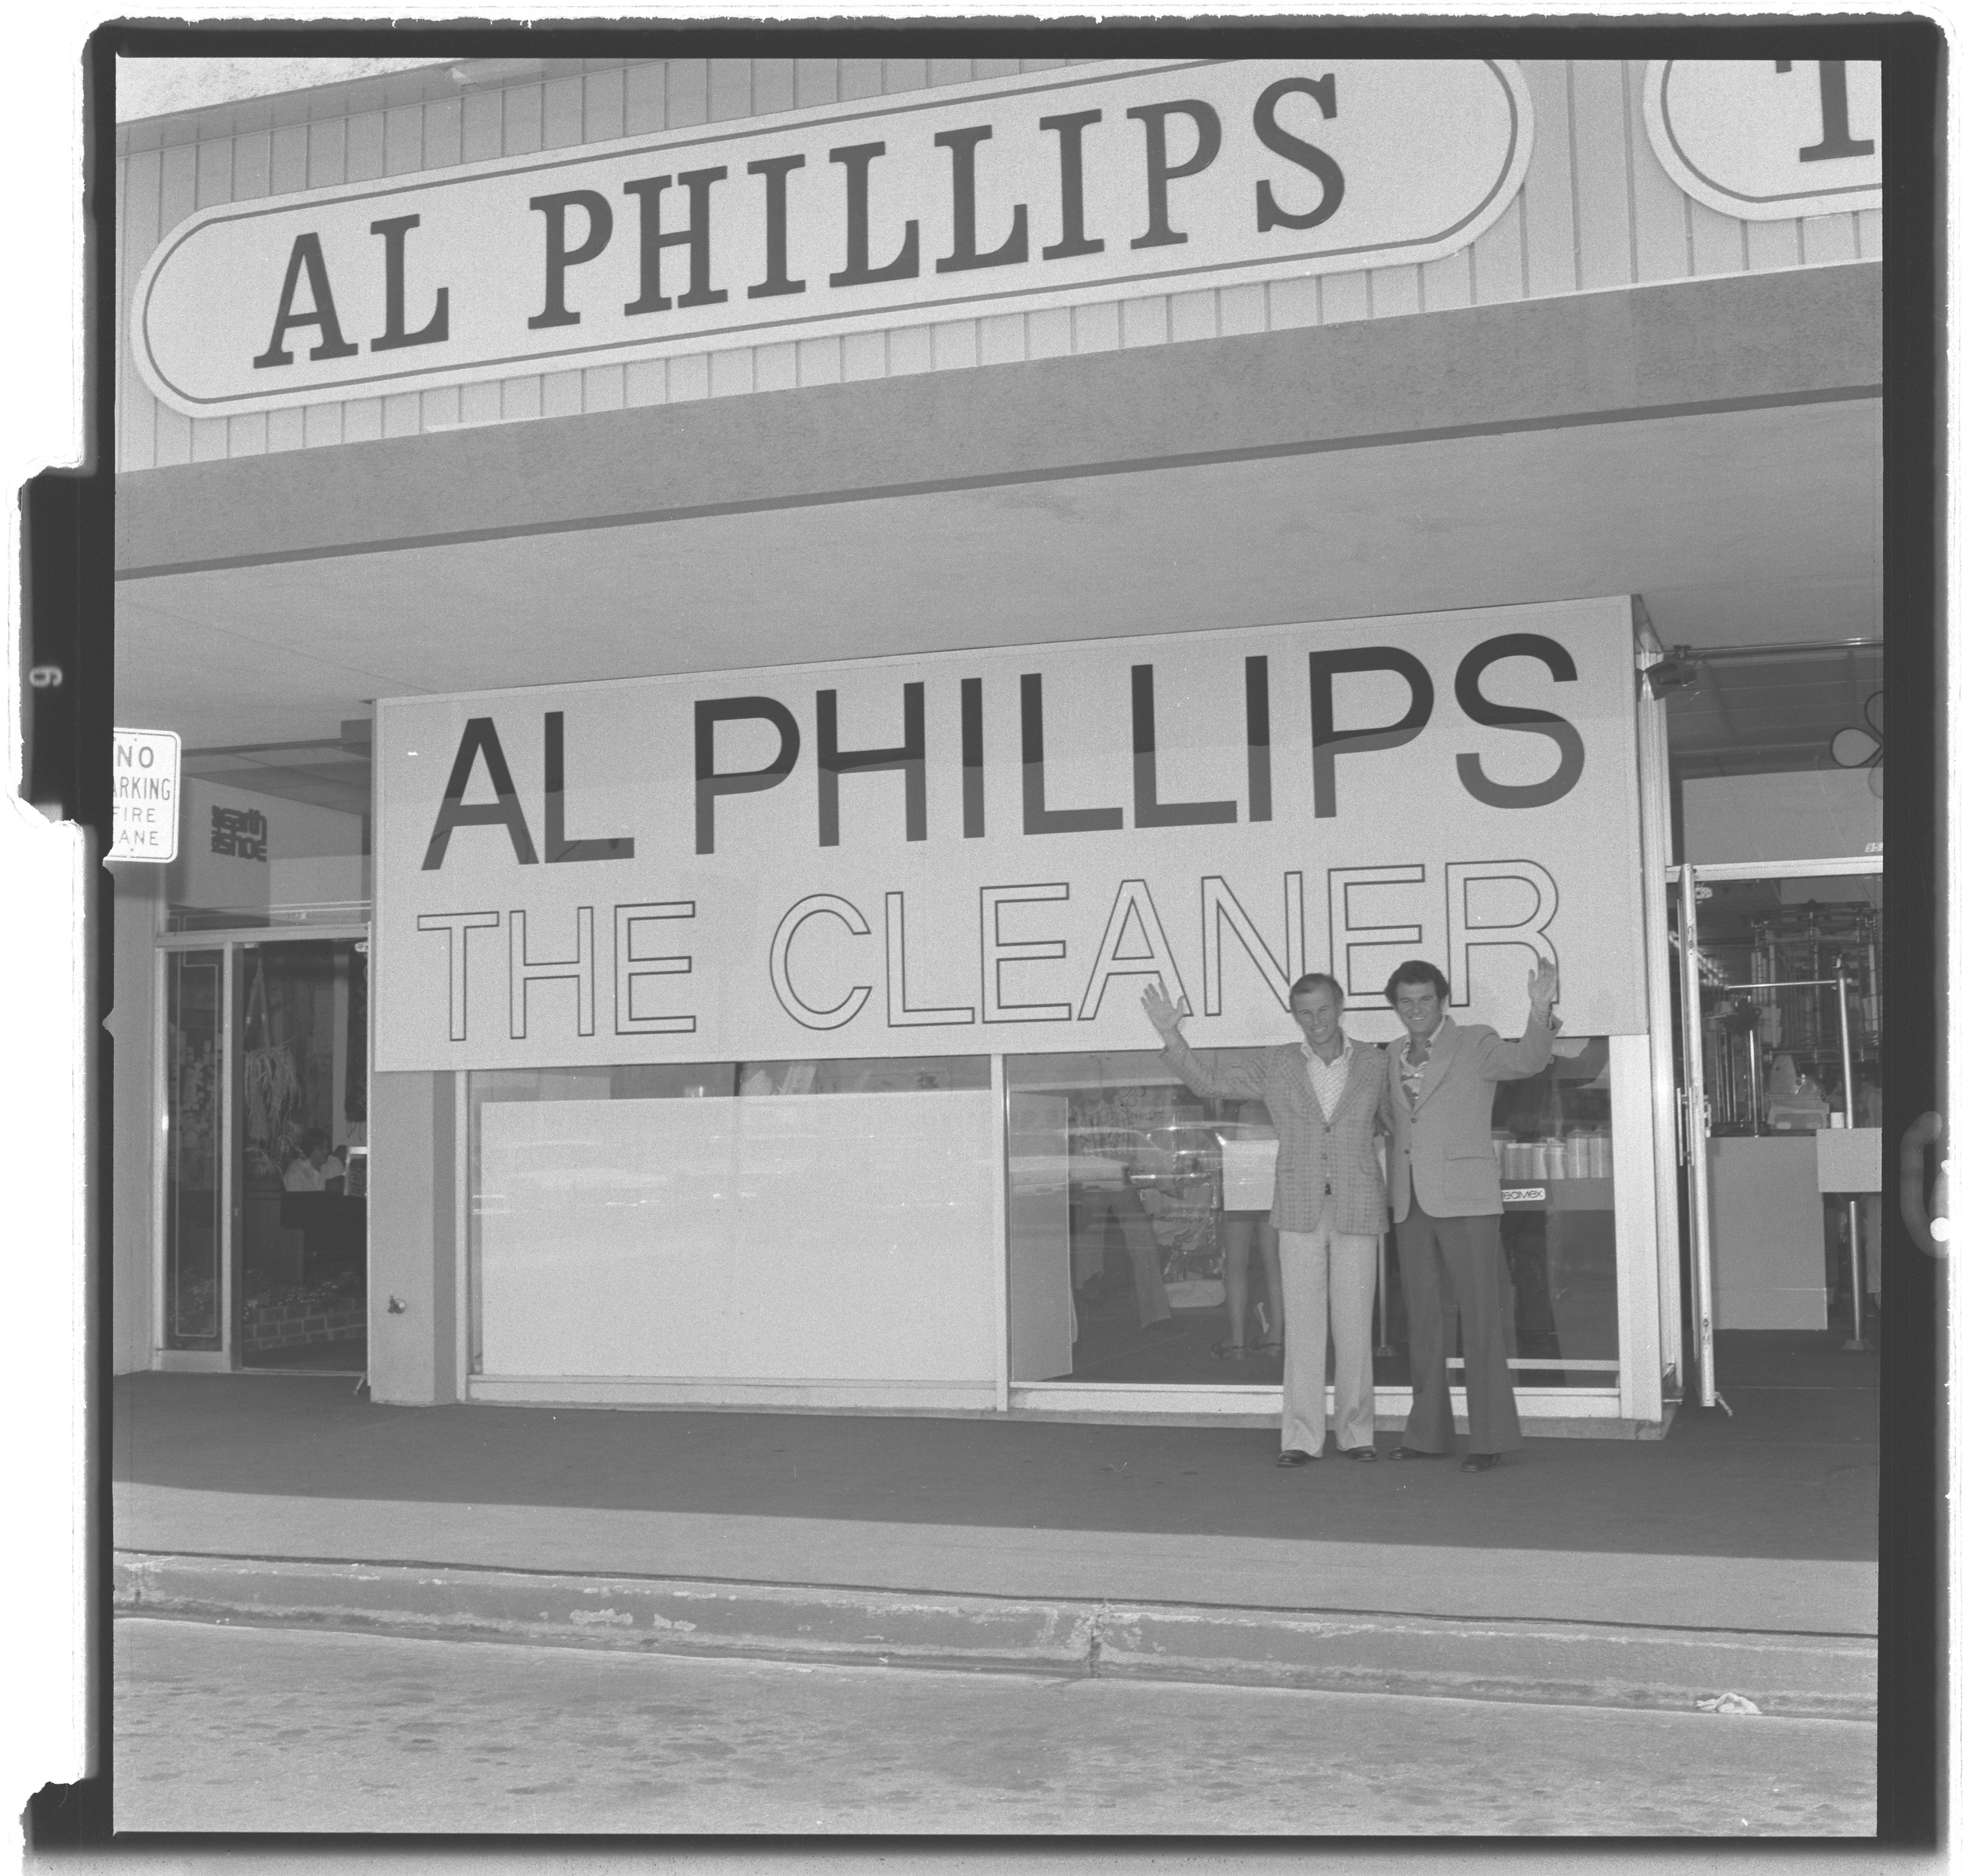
[478, 1093, 999, 1384]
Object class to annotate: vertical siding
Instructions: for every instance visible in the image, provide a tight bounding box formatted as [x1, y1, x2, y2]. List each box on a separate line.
[1688, 196, 1746, 278]
[1469, 191, 1527, 307]
[1418, 248, 1473, 314]
[1745, 217, 1804, 273]
[1518, 61, 1579, 300]
[118, 143, 161, 473]
[1217, 280, 1267, 337]
[1625, 60, 1691, 283]
[1569, 60, 1635, 291]
[755, 339, 799, 392]
[117, 56, 1884, 473]
[1025, 306, 1072, 360]
[1800, 212, 1860, 266]
[1367, 262, 1422, 320]
[228, 116, 275, 462]
[151, 140, 198, 466]
[751, 60, 795, 118]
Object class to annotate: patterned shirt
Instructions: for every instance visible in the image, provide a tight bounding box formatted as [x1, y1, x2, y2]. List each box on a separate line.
[1300, 1036, 1354, 1123]
[1398, 1018, 1449, 1112]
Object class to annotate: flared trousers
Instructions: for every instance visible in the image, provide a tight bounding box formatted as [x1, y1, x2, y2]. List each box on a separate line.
[1394, 1204, 1522, 1455]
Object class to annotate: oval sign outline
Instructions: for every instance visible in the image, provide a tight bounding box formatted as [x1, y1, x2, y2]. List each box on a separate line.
[131, 58, 1535, 418]
[1642, 58, 1882, 221]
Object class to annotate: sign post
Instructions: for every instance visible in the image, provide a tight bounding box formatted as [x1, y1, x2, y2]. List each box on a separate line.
[110, 728, 181, 863]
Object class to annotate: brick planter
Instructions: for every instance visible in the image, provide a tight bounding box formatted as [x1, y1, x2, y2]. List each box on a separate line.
[242, 1298, 364, 1355]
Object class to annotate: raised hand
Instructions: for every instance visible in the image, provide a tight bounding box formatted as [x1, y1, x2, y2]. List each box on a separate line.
[1527, 958, 1559, 1015]
[1141, 978, 1185, 1039]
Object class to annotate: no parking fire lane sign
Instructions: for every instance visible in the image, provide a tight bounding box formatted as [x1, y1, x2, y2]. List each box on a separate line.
[111, 728, 181, 863]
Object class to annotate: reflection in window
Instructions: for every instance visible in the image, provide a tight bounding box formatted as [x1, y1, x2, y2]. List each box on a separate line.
[1482, 1036, 1619, 1381]
[1006, 1039, 1622, 1389]
[1007, 1048, 1278, 1384]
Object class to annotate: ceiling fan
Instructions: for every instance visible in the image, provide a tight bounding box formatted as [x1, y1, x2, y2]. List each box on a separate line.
[1830, 690, 1883, 799]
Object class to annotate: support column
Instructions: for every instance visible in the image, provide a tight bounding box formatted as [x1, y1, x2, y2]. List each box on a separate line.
[110, 866, 162, 1372]
[367, 1069, 458, 1404]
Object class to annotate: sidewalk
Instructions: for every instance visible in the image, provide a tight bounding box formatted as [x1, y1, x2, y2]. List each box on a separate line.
[113, 1330, 1879, 1718]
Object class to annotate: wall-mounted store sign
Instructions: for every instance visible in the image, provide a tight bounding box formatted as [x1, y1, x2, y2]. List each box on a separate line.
[132, 58, 1532, 418]
[372, 597, 1644, 1073]
[1643, 59, 1880, 220]
[110, 728, 180, 862]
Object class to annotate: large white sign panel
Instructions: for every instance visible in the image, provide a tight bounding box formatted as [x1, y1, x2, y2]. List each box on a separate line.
[133, 59, 1532, 418]
[374, 598, 1646, 1072]
[478, 1093, 1002, 1383]
[1644, 59, 1880, 220]
[110, 729, 180, 862]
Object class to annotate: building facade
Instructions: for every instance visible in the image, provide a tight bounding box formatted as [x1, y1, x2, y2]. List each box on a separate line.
[112, 52, 1885, 1436]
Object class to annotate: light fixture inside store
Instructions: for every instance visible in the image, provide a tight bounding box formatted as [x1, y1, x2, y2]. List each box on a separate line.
[1829, 690, 1884, 798]
[1641, 648, 1699, 699]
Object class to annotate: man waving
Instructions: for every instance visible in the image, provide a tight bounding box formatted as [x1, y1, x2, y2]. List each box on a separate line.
[1143, 973, 1391, 1468]
[1382, 957, 1560, 1474]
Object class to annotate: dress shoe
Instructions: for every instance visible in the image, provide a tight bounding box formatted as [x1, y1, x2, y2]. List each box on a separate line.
[1386, 1445, 1446, 1461]
[1459, 1452, 1501, 1474]
[1274, 1448, 1318, 1467]
[1343, 1445, 1378, 1463]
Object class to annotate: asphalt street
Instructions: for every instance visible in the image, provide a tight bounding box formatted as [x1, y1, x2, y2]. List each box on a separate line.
[114, 1617, 1875, 1836]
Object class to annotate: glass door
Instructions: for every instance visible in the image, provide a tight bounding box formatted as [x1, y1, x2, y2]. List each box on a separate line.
[1674, 861, 1881, 1407]
[236, 937, 370, 1372]
[158, 930, 369, 1371]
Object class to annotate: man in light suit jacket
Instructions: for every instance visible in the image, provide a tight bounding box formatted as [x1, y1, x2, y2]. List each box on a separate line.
[1143, 973, 1391, 1466]
[1383, 957, 1560, 1474]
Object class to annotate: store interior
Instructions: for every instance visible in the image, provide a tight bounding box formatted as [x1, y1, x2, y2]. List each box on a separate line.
[1009, 1045, 1619, 1390]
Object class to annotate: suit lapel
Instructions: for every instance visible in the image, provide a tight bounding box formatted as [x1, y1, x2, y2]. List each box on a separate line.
[1337, 1045, 1377, 1117]
[1276, 1044, 1312, 1123]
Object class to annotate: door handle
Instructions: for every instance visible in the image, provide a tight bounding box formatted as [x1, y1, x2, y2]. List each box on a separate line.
[1900, 1111, 1950, 1255]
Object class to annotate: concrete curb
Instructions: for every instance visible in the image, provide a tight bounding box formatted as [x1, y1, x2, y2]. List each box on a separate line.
[113, 1551, 1876, 1722]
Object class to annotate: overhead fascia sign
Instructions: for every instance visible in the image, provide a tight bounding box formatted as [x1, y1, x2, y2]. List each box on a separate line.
[371, 597, 1646, 1075]
[133, 58, 1532, 417]
[111, 728, 181, 862]
[1643, 59, 1880, 219]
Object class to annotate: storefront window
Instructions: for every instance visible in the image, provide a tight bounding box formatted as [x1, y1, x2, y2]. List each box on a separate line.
[466, 1057, 991, 1382]
[163, 950, 222, 1350]
[1485, 1038, 1620, 1384]
[1006, 1040, 1622, 1389]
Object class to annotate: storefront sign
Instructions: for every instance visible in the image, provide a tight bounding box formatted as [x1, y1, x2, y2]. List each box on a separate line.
[133, 59, 1532, 417]
[168, 778, 274, 916]
[1643, 60, 1881, 220]
[373, 597, 1646, 1072]
[110, 727, 179, 862]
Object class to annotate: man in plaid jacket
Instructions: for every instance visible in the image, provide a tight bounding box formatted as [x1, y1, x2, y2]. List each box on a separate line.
[1143, 973, 1391, 1466]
